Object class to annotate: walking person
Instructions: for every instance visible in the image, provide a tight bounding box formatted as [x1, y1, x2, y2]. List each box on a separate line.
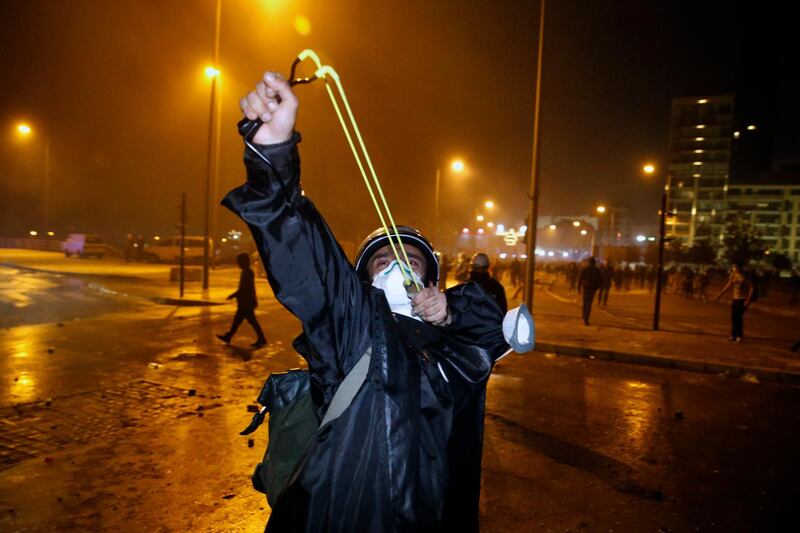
[598, 261, 613, 306]
[217, 253, 267, 348]
[714, 263, 754, 343]
[578, 257, 602, 325]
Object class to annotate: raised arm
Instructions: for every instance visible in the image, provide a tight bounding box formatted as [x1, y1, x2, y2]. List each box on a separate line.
[221, 71, 370, 377]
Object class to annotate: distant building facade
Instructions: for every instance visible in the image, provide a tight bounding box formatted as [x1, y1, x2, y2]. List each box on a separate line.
[667, 93, 799, 263]
[726, 184, 800, 262]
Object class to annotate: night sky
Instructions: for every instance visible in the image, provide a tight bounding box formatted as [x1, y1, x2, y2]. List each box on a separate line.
[0, 0, 794, 246]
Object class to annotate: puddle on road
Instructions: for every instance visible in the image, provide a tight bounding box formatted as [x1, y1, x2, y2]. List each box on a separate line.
[583, 377, 669, 466]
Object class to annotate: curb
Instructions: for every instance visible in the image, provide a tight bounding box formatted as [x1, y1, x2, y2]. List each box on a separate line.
[534, 341, 800, 385]
[0, 262, 146, 282]
[150, 297, 223, 307]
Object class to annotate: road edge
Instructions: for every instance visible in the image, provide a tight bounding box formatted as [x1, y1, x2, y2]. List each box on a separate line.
[534, 341, 800, 385]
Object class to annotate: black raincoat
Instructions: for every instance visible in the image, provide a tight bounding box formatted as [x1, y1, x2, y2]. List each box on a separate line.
[222, 133, 509, 532]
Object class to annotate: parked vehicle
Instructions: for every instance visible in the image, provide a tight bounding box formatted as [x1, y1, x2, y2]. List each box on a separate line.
[62, 234, 107, 259]
[144, 236, 212, 264]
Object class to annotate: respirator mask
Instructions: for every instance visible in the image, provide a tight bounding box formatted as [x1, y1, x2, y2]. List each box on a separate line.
[371, 260, 424, 320]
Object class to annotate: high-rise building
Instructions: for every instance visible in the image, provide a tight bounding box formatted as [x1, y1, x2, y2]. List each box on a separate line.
[725, 184, 800, 262]
[666, 94, 734, 245]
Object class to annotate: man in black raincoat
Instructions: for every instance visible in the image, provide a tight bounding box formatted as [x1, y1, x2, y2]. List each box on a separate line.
[223, 71, 509, 532]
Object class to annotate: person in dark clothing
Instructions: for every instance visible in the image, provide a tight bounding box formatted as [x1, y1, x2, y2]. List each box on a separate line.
[135, 234, 145, 262]
[438, 252, 450, 291]
[578, 257, 602, 325]
[597, 261, 613, 306]
[123, 233, 134, 262]
[217, 253, 267, 348]
[467, 252, 507, 313]
[225, 71, 509, 532]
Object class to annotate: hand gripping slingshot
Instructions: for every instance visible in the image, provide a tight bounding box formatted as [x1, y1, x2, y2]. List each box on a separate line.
[237, 49, 422, 294]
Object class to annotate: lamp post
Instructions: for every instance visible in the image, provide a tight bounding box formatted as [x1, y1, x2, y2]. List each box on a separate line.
[523, 0, 547, 309]
[434, 159, 465, 247]
[15, 123, 51, 233]
[202, 65, 220, 290]
[644, 163, 670, 331]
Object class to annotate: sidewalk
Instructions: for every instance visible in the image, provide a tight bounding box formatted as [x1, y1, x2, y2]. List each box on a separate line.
[508, 281, 800, 385]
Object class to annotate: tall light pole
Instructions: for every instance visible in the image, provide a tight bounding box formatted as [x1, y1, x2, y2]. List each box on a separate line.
[644, 163, 670, 331]
[15, 122, 51, 232]
[523, 0, 546, 309]
[434, 159, 465, 247]
[595, 205, 606, 257]
[202, 65, 220, 290]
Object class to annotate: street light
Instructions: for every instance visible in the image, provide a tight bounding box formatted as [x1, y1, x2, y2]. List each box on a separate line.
[13, 122, 51, 232]
[484, 200, 495, 210]
[434, 158, 465, 246]
[643, 162, 669, 331]
[202, 64, 221, 290]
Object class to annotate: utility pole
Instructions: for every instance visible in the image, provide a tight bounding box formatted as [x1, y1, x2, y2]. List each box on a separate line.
[523, 0, 546, 309]
[180, 193, 187, 298]
[653, 176, 670, 330]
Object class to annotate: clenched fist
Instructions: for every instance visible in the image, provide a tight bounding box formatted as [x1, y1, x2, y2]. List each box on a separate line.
[240, 71, 298, 145]
[411, 283, 451, 326]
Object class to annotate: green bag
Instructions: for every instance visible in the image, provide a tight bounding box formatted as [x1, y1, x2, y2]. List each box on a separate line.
[240, 348, 371, 506]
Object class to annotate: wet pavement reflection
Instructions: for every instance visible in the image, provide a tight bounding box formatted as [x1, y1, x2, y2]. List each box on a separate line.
[1, 267, 799, 531]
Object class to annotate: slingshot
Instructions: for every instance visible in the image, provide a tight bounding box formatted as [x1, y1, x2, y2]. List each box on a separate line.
[237, 49, 422, 292]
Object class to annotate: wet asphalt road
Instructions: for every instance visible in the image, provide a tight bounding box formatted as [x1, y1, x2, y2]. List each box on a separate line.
[1, 267, 799, 532]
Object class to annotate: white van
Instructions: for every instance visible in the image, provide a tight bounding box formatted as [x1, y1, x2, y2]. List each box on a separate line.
[145, 236, 212, 264]
[62, 234, 107, 259]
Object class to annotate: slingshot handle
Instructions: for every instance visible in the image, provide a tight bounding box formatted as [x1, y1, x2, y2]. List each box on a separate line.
[237, 57, 318, 142]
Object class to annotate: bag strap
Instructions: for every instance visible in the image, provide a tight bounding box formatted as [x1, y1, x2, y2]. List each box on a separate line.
[319, 346, 372, 429]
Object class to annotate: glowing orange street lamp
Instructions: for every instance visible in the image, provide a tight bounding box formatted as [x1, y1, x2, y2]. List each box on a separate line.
[642, 162, 670, 331]
[434, 159, 467, 245]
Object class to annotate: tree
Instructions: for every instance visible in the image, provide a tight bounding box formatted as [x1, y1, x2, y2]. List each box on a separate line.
[665, 239, 686, 263]
[769, 252, 793, 271]
[722, 215, 764, 265]
[687, 240, 718, 264]
[687, 223, 719, 265]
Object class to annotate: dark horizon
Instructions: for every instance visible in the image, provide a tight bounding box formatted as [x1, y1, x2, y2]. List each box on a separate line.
[0, 0, 795, 246]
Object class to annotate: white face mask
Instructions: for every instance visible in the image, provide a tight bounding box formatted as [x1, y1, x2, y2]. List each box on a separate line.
[371, 260, 424, 320]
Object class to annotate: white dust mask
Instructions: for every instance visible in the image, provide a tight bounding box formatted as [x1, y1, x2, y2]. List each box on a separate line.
[371, 260, 424, 320]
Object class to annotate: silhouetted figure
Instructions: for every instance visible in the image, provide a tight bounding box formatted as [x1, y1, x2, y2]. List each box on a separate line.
[124, 233, 134, 262]
[438, 253, 451, 291]
[467, 253, 507, 313]
[217, 253, 267, 348]
[508, 257, 522, 287]
[566, 262, 579, 293]
[714, 263, 754, 343]
[578, 257, 602, 325]
[454, 252, 470, 283]
[135, 234, 145, 262]
[694, 269, 710, 301]
[681, 267, 695, 299]
[598, 261, 613, 306]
